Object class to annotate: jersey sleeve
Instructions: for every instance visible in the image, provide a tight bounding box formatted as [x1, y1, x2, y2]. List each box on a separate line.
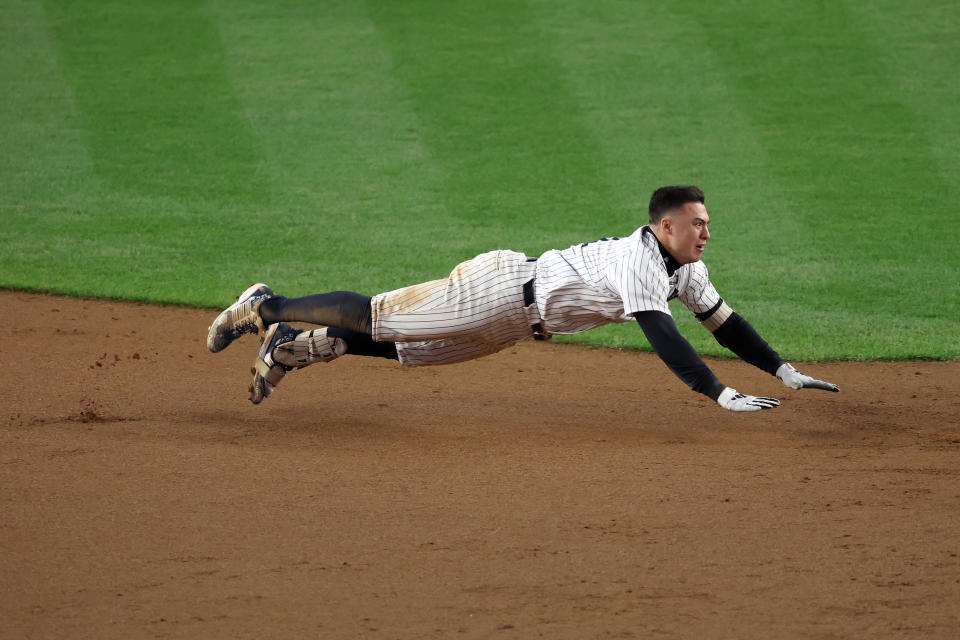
[677, 261, 721, 315]
[613, 240, 671, 316]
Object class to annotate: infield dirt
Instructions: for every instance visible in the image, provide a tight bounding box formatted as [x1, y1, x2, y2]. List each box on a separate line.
[2, 289, 959, 639]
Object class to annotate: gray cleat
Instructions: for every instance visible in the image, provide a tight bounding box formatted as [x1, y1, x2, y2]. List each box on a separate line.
[207, 283, 274, 353]
[249, 322, 302, 404]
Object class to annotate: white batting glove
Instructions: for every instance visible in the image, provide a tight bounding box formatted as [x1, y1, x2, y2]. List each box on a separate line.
[717, 387, 780, 412]
[776, 363, 839, 392]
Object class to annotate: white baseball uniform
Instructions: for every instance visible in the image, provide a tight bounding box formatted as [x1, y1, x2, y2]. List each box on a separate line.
[534, 226, 726, 333]
[370, 227, 728, 366]
[371, 250, 540, 366]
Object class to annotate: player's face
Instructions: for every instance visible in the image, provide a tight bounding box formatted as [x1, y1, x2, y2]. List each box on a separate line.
[663, 202, 711, 264]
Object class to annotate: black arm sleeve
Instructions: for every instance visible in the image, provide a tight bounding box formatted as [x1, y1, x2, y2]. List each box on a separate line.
[634, 311, 726, 401]
[712, 312, 785, 376]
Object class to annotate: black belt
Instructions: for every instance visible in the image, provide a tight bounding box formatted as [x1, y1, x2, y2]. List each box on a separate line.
[523, 278, 535, 307]
[523, 256, 538, 306]
[523, 258, 547, 337]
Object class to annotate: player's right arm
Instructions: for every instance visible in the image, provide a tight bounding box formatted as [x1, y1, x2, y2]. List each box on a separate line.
[634, 311, 780, 412]
[696, 301, 839, 393]
[679, 262, 839, 394]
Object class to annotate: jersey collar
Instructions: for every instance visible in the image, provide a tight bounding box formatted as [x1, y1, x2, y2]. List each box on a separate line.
[642, 226, 682, 276]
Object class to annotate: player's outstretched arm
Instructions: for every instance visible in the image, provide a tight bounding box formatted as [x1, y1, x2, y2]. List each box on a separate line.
[776, 363, 839, 392]
[701, 303, 782, 374]
[633, 311, 780, 411]
[699, 302, 839, 393]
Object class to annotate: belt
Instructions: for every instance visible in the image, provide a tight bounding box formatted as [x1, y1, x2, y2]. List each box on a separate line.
[523, 258, 548, 339]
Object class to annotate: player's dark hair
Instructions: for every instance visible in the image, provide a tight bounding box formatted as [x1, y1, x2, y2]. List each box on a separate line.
[648, 185, 705, 225]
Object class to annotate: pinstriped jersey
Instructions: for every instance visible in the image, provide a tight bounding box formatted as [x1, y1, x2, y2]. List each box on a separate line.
[533, 226, 721, 335]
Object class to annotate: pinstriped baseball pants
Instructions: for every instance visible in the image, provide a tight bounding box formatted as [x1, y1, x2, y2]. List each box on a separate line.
[370, 250, 539, 367]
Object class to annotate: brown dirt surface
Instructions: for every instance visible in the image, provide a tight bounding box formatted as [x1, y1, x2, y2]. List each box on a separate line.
[2, 289, 960, 639]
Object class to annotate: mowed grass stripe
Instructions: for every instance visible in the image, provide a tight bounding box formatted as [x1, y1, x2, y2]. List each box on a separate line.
[0, 0, 100, 287]
[1, 0, 276, 305]
[524, 0, 959, 359]
[858, 1, 959, 189]
[1, 0, 93, 203]
[43, 0, 266, 204]
[208, 1, 461, 296]
[521, 1, 805, 356]
[690, 0, 959, 358]
[366, 0, 620, 255]
[699, 0, 958, 272]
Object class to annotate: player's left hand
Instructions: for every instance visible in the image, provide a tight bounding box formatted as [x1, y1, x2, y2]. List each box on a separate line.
[776, 363, 839, 392]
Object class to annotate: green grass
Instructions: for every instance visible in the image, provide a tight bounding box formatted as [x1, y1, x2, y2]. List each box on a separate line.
[2, 0, 958, 359]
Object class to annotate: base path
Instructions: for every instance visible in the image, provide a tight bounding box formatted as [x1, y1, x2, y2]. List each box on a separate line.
[2, 289, 959, 639]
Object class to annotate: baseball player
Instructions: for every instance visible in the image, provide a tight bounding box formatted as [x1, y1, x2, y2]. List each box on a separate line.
[207, 185, 838, 410]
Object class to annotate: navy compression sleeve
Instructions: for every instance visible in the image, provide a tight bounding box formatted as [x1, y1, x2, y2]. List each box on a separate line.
[634, 311, 726, 401]
[260, 291, 373, 335]
[711, 312, 784, 376]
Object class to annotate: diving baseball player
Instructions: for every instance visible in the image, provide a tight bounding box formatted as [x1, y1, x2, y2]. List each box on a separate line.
[207, 185, 838, 411]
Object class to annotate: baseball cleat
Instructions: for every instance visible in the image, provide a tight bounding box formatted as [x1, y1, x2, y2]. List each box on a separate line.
[207, 283, 274, 353]
[249, 322, 302, 404]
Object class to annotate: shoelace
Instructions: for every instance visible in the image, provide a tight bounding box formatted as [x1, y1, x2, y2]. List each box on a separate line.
[230, 298, 262, 334]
